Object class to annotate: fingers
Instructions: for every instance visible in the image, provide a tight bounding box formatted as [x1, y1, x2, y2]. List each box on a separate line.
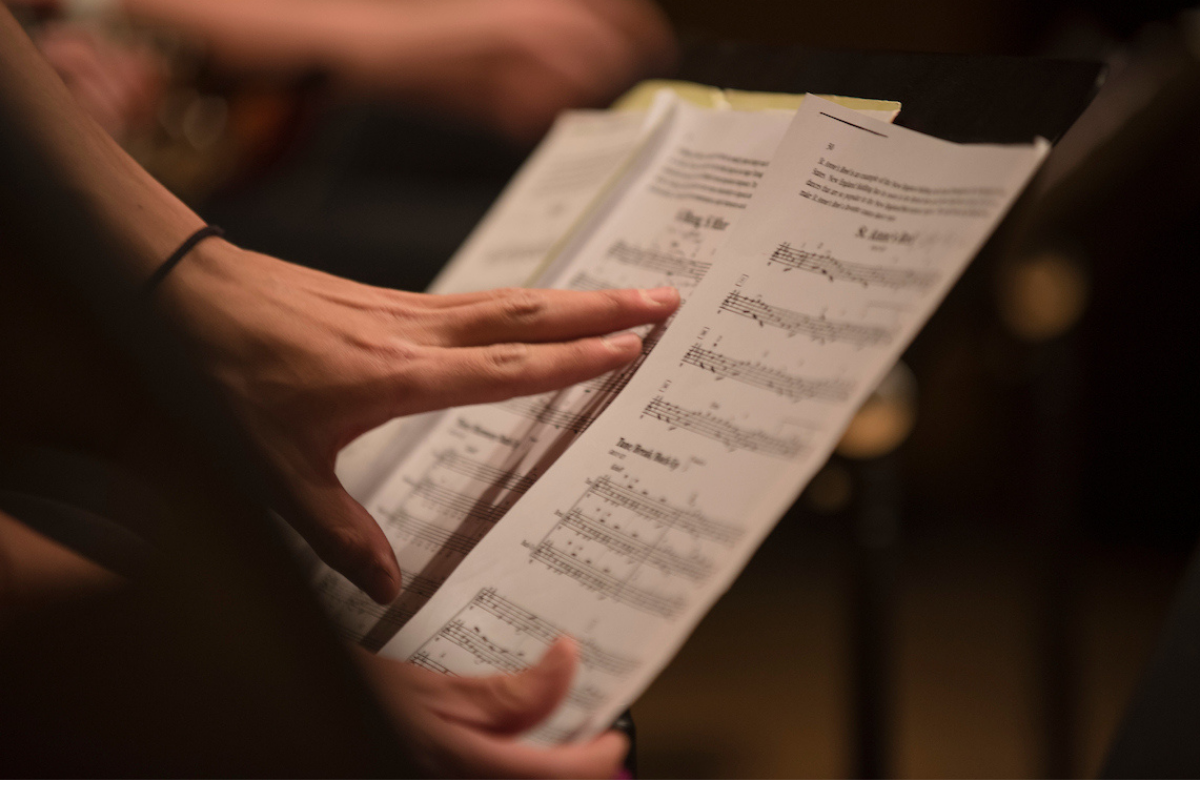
[410, 637, 578, 734]
[286, 471, 401, 604]
[430, 286, 679, 347]
[397, 638, 629, 778]
[392, 333, 645, 415]
[576, 0, 679, 73]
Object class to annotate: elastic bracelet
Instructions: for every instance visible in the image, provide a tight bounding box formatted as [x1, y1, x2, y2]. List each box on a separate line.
[145, 225, 224, 293]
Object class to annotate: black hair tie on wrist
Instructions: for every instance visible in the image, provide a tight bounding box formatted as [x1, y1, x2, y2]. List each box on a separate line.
[145, 225, 224, 293]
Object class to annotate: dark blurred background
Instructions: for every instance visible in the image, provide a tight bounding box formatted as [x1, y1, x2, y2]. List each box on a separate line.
[13, 0, 1199, 778]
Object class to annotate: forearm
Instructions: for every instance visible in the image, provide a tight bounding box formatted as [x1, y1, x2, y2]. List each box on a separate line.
[118, 0, 437, 84]
[0, 6, 202, 279]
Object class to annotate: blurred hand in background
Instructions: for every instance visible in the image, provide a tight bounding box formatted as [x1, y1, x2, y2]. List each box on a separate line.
[9, 0, 677, 142]
[28, 21, 164, 140]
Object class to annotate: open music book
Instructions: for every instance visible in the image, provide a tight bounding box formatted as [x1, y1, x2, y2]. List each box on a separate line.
[318, 89, 1049, 744]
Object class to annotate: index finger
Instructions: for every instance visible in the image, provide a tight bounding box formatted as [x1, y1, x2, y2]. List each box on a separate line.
[429, 286, 679, 347]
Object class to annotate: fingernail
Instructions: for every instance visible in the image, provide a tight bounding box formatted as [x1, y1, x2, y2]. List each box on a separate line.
[604, 332, 642, 353]
[641, 286, 679, 306]
[370, 563, 401, 603]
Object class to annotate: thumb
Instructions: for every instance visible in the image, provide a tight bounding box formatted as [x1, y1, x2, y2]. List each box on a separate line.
[433, 637, 580, 735]
[285, 471, 402, 604]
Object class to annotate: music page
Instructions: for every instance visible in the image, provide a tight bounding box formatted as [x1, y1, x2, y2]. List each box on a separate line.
[314, 98, 801, 646]
[426, 109, 651, 296]
[334, 97, 897, 504]
[380, 96, 1049, 744]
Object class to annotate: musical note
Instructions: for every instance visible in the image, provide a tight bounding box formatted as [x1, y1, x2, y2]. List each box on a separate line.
[769, 241, 936, 290]
[526, 475, 742, 618]
[473, 588, 637, 676]
[590, 476, 742, 546]
[606, 240, 710, 282]
[437, 618, 529, 673]
[560, 509, 714, 581]
[682, 344, 853, 403]
[719, 290, 893, 347]
[641, 396, 807, 460]
[406, 589, 639, 718]
[531, 541, 687, 618]
[409, 651, 452, 675]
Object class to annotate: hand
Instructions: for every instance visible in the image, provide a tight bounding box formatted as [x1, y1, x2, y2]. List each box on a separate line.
[32, 22, 164, 140]
[162, 240, 680, 603]
[355, 637, 628, 777]
[323, 0, 678, 140]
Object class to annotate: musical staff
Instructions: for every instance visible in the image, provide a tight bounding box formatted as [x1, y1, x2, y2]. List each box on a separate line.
[769, 241, 936, 290]
[591, 476, 742, 546]
[412, 480, 510, 524]
[580, 325, 664, 397]
[439, 618, 528, 673]
[719, 290, 893, 347]
[527, 476, 742, 619]
[436, 450, 536, 494]
[473, 588, 637, 675]
[564, 684, 607, 712]
[408, 588, 639, 685]
[560, 509, 713, 581]
[567, 272, 617, 292]
[682, 344, 853, 403]
[606, 240, 710, 281]
[409, 651, 452, 675]
[531, 540, 687, 619]
[380, 507, 477, 556]
[378, 450, 538, 562]
[642, 396, 806, 460]
[499, 394, 594, 434]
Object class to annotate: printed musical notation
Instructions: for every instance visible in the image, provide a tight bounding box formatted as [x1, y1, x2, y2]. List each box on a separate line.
[579, 324, 665, 398]
[378, 450, 536, 558]
[531, 542, 686, 618]
[592, 477, 742, 546]
[437, 451, 536, 494]
[719, 290, 893, 347]
[499, 394, 594, 434]
[606, 240, 710, 282]
[380, 507, 478, 557]
[408, 651, 452, 675]
[641, 396, 807, 460]
[567, 272, 618, 292]
[412, 481, 510, 525]
[769, 241, 936, 291]
[682, 344, 853, 403]
[528, 476, 742, 618]
[407, 587, 640, 743]
[559, 509, 712, 581]
[410, 588, 639, 677]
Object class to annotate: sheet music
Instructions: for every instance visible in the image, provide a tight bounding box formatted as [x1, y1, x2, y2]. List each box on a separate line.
[426, 109, 651, 296]
[315, 99, 801, 645]
[380, 96, 1048, 743]
[319, 96, 903, 645]
[334, 110, 652, 494]
[334, 97, 899, 504]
